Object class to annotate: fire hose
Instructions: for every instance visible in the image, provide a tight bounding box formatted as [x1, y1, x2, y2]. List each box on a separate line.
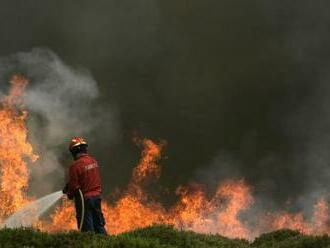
[63, 185, 85, 231]
[78, 189, 85, 231]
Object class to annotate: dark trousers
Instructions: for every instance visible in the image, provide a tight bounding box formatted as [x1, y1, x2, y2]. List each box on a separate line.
[74, 195, 107, 235]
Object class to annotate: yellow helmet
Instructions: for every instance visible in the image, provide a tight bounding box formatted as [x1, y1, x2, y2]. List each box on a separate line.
[69, 137, 88, 151]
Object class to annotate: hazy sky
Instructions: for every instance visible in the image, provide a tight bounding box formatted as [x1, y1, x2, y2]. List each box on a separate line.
[1, 1, 330, 208]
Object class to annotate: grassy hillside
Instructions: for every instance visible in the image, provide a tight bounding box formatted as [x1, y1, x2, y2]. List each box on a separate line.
[0, 225, 330, 248]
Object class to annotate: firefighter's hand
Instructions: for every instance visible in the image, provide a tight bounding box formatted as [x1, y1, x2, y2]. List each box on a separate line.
[67, 193, 74, 200]
[62, 183, 69, 194]
[61, 193, 73, 200]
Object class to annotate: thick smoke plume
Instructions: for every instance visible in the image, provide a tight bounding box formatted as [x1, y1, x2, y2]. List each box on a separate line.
[0, 1, 330, 233]
[0, 48, 118, 196]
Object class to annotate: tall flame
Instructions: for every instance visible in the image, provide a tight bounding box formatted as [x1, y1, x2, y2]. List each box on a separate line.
[0, 75, 38, 220]
[104, 137, 167, 234]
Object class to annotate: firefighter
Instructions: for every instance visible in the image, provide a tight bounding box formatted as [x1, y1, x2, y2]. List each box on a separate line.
[62, 137, 107, 235]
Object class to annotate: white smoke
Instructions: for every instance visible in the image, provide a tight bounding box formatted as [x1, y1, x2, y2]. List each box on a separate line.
[0, 48, 119, 196]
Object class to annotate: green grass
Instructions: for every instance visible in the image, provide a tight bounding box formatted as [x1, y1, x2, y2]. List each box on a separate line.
[0, 225, 329, 248]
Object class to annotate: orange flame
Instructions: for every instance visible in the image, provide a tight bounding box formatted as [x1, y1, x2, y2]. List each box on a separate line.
[45, 198, 76, 232]
[267, 198, 330, 235]
[170, 180, 253, 239]
[0, 75, 38, 220]
[131, 137, 164, 183]
[104, 138, 167, 234]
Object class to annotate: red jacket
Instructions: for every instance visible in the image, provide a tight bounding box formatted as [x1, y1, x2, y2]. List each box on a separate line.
[68, 153, 102, 198]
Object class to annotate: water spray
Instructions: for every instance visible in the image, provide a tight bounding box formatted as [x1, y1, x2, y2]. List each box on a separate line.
[2, 191, 63, 228]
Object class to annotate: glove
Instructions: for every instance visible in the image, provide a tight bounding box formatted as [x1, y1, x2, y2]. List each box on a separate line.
[63, 183, 74, 200]
[62, 183, 69, 194]
[67, 193, 74, 200]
